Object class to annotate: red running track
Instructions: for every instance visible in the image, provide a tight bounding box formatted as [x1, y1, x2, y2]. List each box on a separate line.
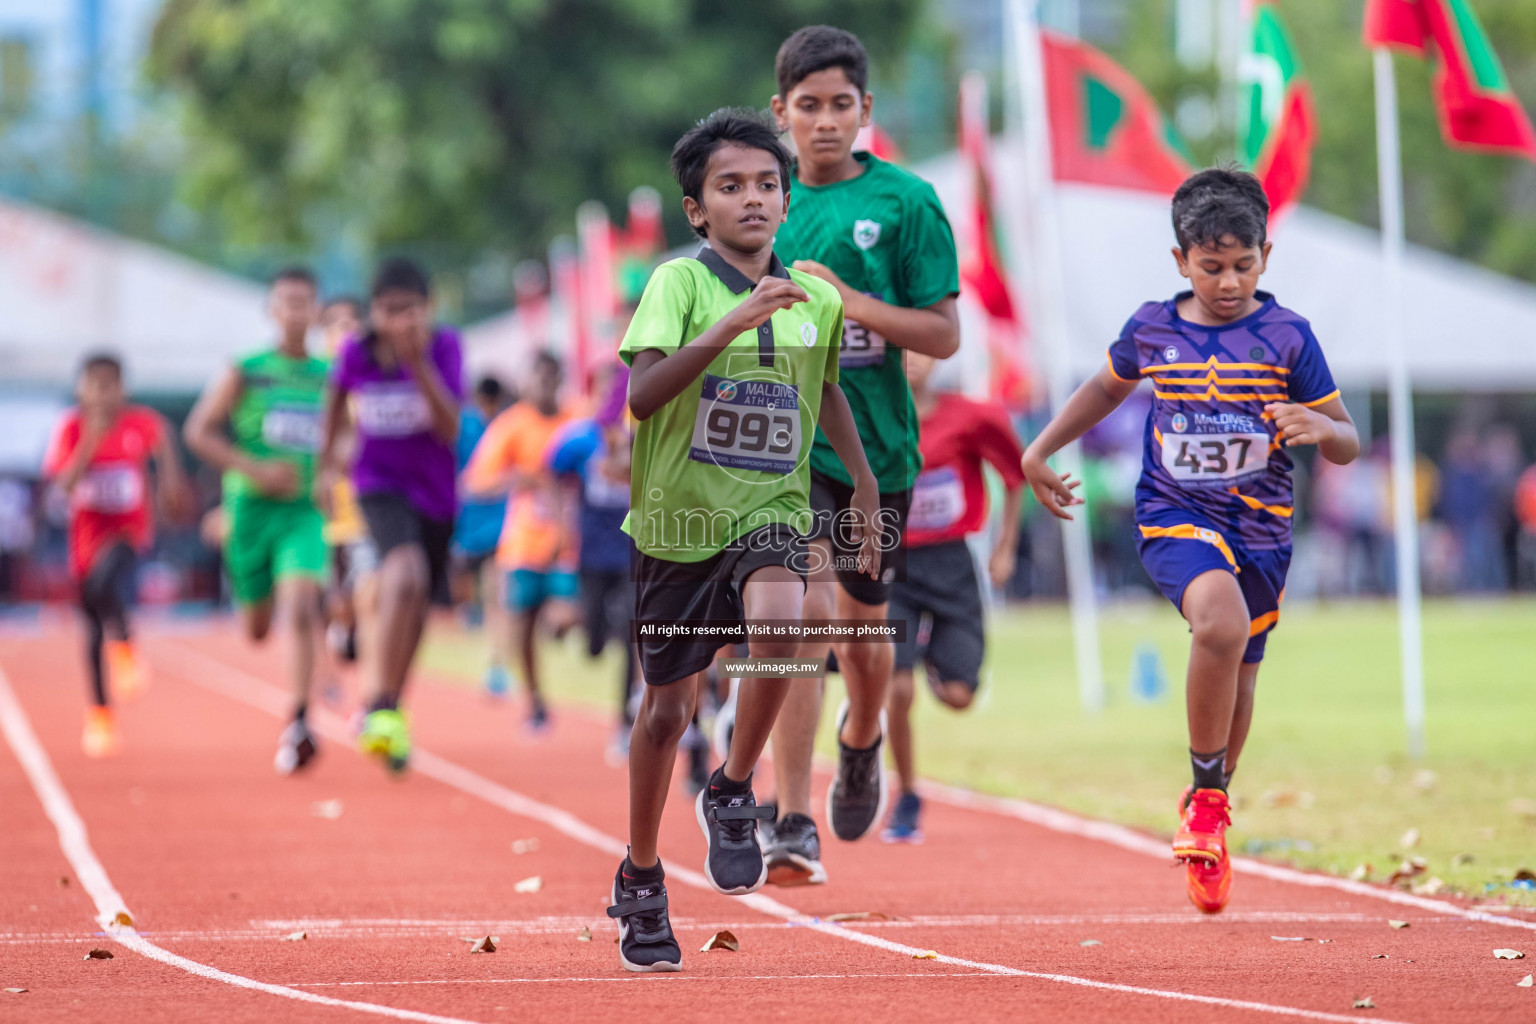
[1, 617, 1533, 1024]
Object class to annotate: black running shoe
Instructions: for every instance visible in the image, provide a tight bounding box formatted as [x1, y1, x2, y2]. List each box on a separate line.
[763, 812, 827, 886]
[825, 699, 888, 842]
[694, 769, 773, 895]
[273, 718, 318, 775]
[605, 859, 681, 972]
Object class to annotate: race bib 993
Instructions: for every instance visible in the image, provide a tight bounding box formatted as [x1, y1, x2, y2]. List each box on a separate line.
[688, 374, 801, 475]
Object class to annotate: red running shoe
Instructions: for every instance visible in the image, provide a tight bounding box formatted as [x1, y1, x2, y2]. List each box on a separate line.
[1173, 788, 1233, 914]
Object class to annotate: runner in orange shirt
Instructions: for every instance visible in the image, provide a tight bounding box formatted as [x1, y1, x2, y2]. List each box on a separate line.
[463, 351, 578, 732]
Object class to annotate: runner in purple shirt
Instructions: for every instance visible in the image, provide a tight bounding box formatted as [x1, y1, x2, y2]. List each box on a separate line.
[317, 258, 463, 773]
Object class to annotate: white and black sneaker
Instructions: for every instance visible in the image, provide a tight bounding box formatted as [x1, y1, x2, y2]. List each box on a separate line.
[273, 718, 318, 775]
[825, 699, 888, 841]
[695, 768, 773, 895]
[605, 858, 681, 972]
[763, 812, 828, 886]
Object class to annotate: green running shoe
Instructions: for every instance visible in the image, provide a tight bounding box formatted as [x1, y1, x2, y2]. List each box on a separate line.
[358, 708, 411, 774]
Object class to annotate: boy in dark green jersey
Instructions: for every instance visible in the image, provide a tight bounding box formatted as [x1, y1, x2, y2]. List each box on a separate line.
[185, 266, 329, 774]
[605, 108, 878, 973]
[762, 25, 961, 880]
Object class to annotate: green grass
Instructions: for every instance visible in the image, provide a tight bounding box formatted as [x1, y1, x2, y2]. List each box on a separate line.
[421, 597, 1536, 906]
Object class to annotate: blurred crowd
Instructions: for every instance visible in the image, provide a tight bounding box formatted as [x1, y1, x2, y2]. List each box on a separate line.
[1, 394, 1534, 608]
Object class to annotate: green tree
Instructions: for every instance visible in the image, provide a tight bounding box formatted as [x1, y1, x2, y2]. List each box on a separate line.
[148, 0, 921, 270]
[1108, 0, 1536, 285]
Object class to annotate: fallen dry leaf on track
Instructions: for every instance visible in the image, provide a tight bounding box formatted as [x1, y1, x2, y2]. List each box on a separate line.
[1494, 949, 1525, 960]
[577, 926, 592, 942]
[112, 912, 133, 928]
[511, 838, 540, 854]
[310, 799, 344, 820]
[912, 950, 939, 960]
[1349, 864, 1372, 882]
[1517, 975, 1532, 987]
[4, 988, 26, 994]
[1388, 920, 1410, 930]
[83, 949, 113, 960]
[468, 936, 497, 954]
[827, 912, 892, 923]
[1387, 859, 1427, 887]
[58, 877, 69, 887]
[1271, 936, 1308, 942]
[1411, 877, 1446, 897]
[1399, 828, 1420, 850]
[1372, 954, 1389, 959]
[1353, 997, 1376, 1009]
[700, 931, 739, 953]
[514, 876, 543, 894]
[280, 931, 306, 942]
[1080, 939, 1102, 947]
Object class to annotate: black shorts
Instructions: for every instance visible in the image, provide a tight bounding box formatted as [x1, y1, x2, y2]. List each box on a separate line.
[807, 470, 910, 607]
[632, 524, 808, 687]
[358, 492, 454, 601]
[889, 540, 986, 691]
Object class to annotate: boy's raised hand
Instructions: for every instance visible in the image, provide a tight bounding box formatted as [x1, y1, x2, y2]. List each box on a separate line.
[733, 276, 808, 332]
[1021, 458, 1083, 521]
[1264, 402, 1334, 447]
[790, 260, 851, 300]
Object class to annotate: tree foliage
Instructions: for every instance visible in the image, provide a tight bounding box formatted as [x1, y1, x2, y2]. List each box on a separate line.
[148, 0, 921, 263]
[1108, 0, 1536, 285]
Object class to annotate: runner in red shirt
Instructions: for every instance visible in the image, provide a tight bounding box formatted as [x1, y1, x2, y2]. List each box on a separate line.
[882, 351, 1025, 842]
[42, 354, 188, 757]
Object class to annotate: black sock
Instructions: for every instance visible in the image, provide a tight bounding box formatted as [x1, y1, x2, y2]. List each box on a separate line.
[623, 854, 664, 883]
[293, 703, 308, 722]
[711, 766, 751, 795]
[1223, 765, 1235, 790]
[1190, 747, 1228, 792]
[369, 694, 398, 713]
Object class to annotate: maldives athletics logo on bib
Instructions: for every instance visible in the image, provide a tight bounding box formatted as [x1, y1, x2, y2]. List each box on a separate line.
[714, 380, 738, 401]
[853, 219, 881, 250]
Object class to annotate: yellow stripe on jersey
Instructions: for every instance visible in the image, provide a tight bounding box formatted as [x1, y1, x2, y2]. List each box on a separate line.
[1137, 523, 1239, 571]
[1301, 389, 1341, 408]
[1152, 390, 1291, 402]
[1140, 357, 1291, 376]
[1226, 488, 1294, 518]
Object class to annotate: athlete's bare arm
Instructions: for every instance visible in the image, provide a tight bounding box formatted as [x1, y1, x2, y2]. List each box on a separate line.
[184, 367, 299, 499]
[791, 260, 958, 360]
[817, 380, 881, 579]
[1021, 364, 1139, 521]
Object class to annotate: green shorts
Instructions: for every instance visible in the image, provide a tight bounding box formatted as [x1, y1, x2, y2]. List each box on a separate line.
[224, 496, 327, 606]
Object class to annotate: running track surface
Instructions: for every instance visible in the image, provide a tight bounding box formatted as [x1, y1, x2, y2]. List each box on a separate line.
[2, 618, 1533, 1024]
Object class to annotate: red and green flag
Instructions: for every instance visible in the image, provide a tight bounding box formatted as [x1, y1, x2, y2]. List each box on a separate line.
[1364, 0, 1536, 159]
[1240, 1, 1316, 216]
[1042, 30, 1193, 194]
[957, 72, 1033, 409]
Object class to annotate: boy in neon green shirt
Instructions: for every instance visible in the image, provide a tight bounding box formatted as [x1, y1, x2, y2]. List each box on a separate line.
[604, 108, 878, 973]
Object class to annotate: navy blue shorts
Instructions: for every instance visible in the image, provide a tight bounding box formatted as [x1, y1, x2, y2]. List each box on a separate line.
[1135, 509, 1290, 664]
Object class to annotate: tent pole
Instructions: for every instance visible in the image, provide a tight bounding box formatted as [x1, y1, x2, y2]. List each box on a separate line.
[1372, 48, 1426, 760]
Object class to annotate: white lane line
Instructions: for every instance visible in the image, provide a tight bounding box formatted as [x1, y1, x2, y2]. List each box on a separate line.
[0, 665, 488, 1024]
[158, 640, 1413, 1024]
[920, 781, 1536, 933]
[292, 972, 1006, 987]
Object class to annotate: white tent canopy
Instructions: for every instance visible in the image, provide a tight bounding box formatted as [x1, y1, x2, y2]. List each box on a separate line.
[0, 198, 269, 391]
[915, 140, 1536, 391]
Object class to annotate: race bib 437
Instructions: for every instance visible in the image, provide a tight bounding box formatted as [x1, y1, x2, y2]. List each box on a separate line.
[1160, 431, 1270, 485]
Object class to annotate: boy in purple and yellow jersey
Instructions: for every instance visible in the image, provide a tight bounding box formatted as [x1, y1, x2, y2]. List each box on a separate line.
[1022, 167, 1359, 915]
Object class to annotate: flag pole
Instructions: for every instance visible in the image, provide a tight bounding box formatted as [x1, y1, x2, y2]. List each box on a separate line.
[1371, 47, 1427, 760]
[1007, 0, 1105, 713]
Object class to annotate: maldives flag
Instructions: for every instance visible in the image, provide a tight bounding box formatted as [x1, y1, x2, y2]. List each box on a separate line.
[957, 72, 1032, 409]
[1240, 1, 1316, 216]
[1042, 30, 1193, 194]
[1364, 0, 1536, 159]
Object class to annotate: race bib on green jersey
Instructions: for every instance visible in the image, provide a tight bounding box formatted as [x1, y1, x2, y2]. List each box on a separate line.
[688, 374, 801, 475]
[261, 405, 322, 453]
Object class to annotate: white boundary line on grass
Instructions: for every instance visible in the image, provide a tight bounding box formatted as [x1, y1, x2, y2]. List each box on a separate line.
[0, 665, 488, 1024]
[917, 781, 1536, 932]
[153, 640, 1410, 1024]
